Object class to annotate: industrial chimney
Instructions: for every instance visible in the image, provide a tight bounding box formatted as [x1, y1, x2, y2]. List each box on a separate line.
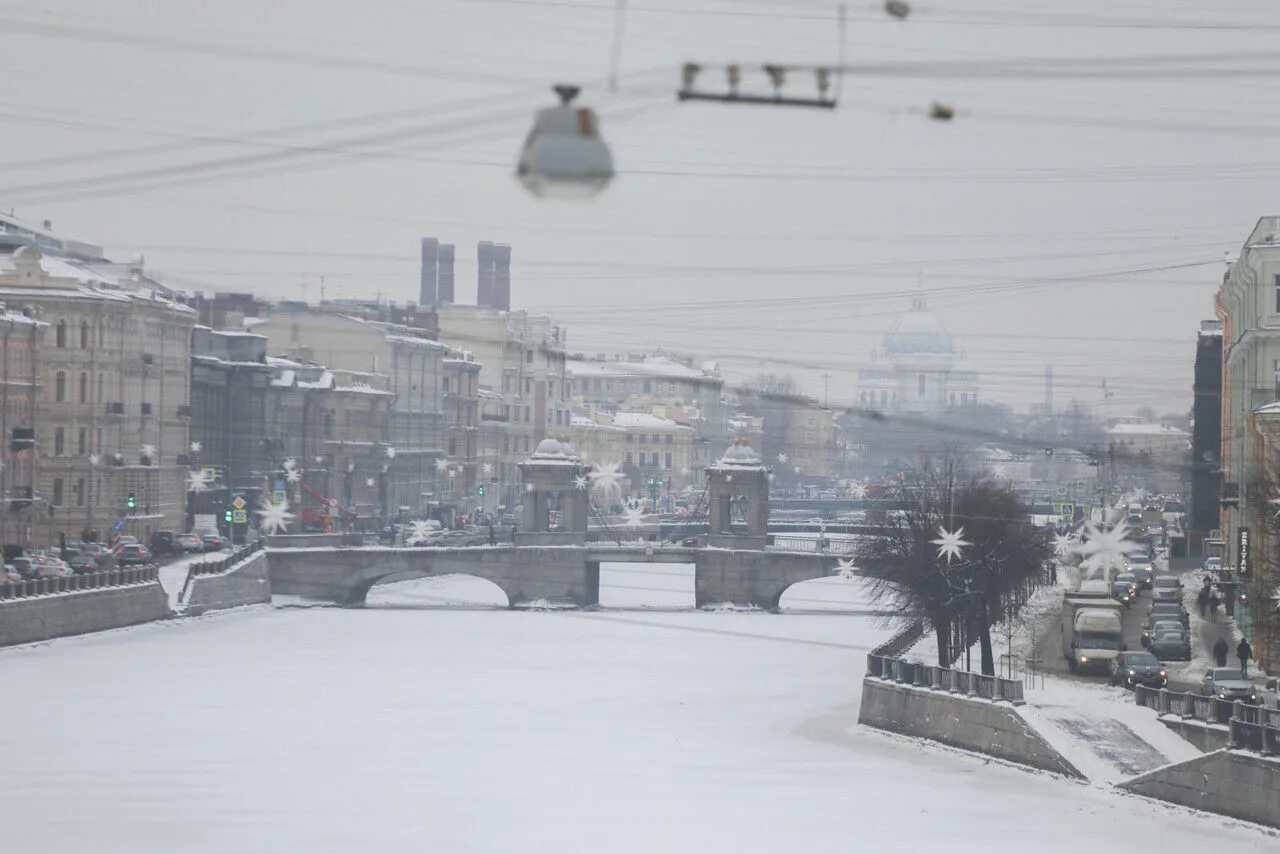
[419, 238, 439, 306]
[437, 243, 455, 305]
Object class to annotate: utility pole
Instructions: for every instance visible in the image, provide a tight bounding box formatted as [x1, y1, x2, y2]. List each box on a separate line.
[608, 0, 627, 92]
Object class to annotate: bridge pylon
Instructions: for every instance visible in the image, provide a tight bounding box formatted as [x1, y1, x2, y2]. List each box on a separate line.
[705, 439, 770, 550]
[518, 437, 589, 545]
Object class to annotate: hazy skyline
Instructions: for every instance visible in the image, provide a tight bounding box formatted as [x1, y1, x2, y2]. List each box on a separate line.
[3, 0, 1278, 412]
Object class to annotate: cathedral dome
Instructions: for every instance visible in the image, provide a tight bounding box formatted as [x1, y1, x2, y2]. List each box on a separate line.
[883, 295, 955, 356]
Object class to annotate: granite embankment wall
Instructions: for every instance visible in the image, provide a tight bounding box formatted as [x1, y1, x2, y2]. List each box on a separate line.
[858, 678, 1085, 779]
[183, 550, 271, 615]
[1118, 749, 1280, 829]
[0, 582, 170, 646]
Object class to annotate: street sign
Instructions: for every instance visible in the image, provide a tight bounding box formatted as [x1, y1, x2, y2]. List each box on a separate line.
[202, 466, 219, 479]
[232, 496, 246, 510]
[232, 509, 248, 524]
[112, 519, 125, 533]
[272, 490, 286, 503]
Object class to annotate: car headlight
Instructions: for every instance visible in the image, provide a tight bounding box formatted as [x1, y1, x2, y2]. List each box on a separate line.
[1080, 656, 1089, 663]
[1129, 669, 1137, 675]
[1160, 670, 1166, 677]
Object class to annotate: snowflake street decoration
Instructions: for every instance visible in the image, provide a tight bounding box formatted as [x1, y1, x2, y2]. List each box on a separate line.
[766, 473, 776, 482]
[1270, 496, 1280, 519]
[381, 463, 390, 474]
[285, 468, 303, 484]
[346, 461, 355, 473]
[991, 464, 1009, 480]
[314, 455, 324, 464]
[112, 453, 124, 464]
[725, 474, 733, 483]
[447, 469, 457, 480]
[186, 469, 213, 493]
[385, 446, 397, 459]
[1051, 532, 1074, 557]
[189, 441, 202, 454]
[1074, 521, 1136, 580]
[573, 475, 588, 491]
[405, 519, 436, 546]
[793, 466, 801, 475]
[140, 444, 156, 460]
[482, 463, 494, 477]
[777, 453, 788, 463]
[931, 526, 971, 565]
[622, 506, 646, 528]
[680, 466, 691, 478]
[525, 482, 536, 493]
[256, 497, 295, 535]
[588, 462, 624, 499]
[88, 453, 101, 467]
[832, 557, 857, 579]
[849, 481, 868, 499]
[282, 457, 297, 472]
[435, 458, 450, 473]
[364, 477, 377, 488]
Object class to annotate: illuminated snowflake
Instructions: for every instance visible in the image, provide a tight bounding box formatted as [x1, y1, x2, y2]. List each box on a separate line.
[991, 464, 1009, 480]
[777, 453, 788, 463]
[1075, 521, 1136, 580]
[679, 466, 691, 478]
[435, 458, 450, 473]
[186, 469, 212, 492]
[766, 473, 775, 482]
[573, 475, 588, 490]
[189, 441, 202, 454]
[622, 506, 646, 528]
[849, 481, 868, 499]
[256, 497, 295, 535]
[364, 477, 376, 488]
[88, 453, 101, 466]
[931, 526, 971, 565]
[794, 466, 801, 475]
[314, 455, 324, 464]
[282, 457, 297, 472]
[725, 474, 733, 483]
[447, 469, 457, 480]
[526, 482, 535, 493]
[832, 557, 857, 579]
[140, 444, 156, 461]
[1051, 532, 1074, 557]
[285, 468, 303, 484]
[385, 446, 397, 459]
[482, 463, 494, 477]
[112, 453, 124, 464]
[405, 519, 436, 546]
[589, 461, 624, 499]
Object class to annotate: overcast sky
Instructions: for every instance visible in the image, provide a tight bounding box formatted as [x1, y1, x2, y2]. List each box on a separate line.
[3, 0, 1278, 414]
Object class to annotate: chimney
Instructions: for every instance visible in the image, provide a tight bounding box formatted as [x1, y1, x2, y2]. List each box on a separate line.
[477, 241, 496, 308]
[419, 238, 439, 306]
[437, 243, 455, 305]
[492, 243, 511, 312]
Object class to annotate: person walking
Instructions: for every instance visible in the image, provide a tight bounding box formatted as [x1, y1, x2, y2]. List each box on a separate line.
[488, 522, 496, 546]
[1237, 637, 1253, 678]
[1213, 637, 1229, 667]
[1208, 590, 1220, 623]
[1196, 586, 1209, 619]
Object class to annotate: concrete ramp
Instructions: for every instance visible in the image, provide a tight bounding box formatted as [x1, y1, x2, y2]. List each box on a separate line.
[1118, 749, 1280, 829]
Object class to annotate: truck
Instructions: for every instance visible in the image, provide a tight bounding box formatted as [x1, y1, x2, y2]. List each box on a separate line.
[1061, 587, 1125, 675]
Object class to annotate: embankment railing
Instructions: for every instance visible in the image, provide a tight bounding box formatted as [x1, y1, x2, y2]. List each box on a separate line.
[1134, 684, 1280, 755]
[0, 565, 160, 601]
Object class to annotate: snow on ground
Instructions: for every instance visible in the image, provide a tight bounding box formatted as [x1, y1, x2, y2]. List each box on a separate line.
[0, 571, 1274, 852]
[156, 549, 230, 609]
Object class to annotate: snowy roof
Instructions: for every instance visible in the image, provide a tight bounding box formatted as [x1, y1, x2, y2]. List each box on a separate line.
[572, 415, 625, 432]
[708, 441, 765, 470]
[1104, 422, 1188, 437]
[1255, 402, 1280, 416]
[883, 296, 954, 356]
[567, 354, 721, 383]
[612, 412, 691, 432]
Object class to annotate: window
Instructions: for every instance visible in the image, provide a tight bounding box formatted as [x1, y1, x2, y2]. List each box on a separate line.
[665, 435, 673, 445]
[97, 373, 104, 404]
[52, 478, 64, 506]
[55, 371, 66, 402]
[54, 428, 65, 456]
[80, 321, 90, 348]
[625, 451, 633, 465]
[523, 406, 530, 423]
[918, 375, 926, 397]
[1274, 275, 1280, 313]
[55, 320, 67, 348]
[78, 428, 87, 456]
[442, 376, 449, 392]
[526, 350, 533, 364]
[625, 434, 633, 444]
[665, 452, 673, 469]
[525, 378, 532, 395]
[643, 380, 652, 393]
[78, 372, 88, 403]
[447, 438, 456, 455]
[75, 478, 85, 506]
[503, 436, 510, 453]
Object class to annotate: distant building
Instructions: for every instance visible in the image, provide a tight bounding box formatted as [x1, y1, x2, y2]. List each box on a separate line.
[613, 411, 696, 495]
[190, 327, 271, 493]
[1190, 320, 1223, 555]
[0, 306, 43, 552]
[857, 296, 980, 415]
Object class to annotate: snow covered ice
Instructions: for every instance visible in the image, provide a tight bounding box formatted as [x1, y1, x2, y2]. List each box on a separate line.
[0, 569, 1272, 853]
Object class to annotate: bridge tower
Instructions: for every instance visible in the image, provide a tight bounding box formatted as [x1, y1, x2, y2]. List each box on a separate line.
[518, 437, 589, 545]
[705, 439, 769, 550]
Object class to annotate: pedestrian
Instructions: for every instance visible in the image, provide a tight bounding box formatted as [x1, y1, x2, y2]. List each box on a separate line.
[1208, 591, 1220, 623]
[1237, 637, 1253, 678]
[1048, 561, 1057, 585]
[1196, 586, 1209, 619]
[488, 523, 496, 546]
[1213, 637, 1229, 667]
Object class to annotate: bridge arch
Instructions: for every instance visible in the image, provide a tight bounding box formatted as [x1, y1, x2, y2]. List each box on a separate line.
[362, 570, 510, 609]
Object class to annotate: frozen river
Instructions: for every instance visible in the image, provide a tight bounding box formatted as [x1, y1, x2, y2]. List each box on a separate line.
[0, 567, 1271, 853]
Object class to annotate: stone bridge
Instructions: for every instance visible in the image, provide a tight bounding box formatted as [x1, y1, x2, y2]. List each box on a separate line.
[265, 544, 843, 610]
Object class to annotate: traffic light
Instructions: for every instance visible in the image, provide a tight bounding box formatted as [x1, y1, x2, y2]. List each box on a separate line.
[126, 492, 136, 510]
[223, 508, 233, 523]
[477, 484, 486, 496]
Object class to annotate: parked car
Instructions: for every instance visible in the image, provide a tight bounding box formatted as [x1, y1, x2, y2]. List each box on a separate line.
[1149, 631, 1191, 661]
[10, 556, 36, 580]
[1147, 602, 1189, 630]
[1142, 617, 1186, 648]
[149, 531, 177, 557]
[201, 533, 228, 552]
[1126, 563, 1153, 589]
[1200, 668, 1259, 704]
[1110, 651, 1167, 689]
[66, 555, 98, 574]
[175, 533, 204, 553]
[1151, 576, 1182, 603]
[30, 557, 75, 579]
[1110, 581, 1136, 607]
[115, 544, 152, 566]
[2, 564, 22, 583]
[1202, 556, 1222, 575]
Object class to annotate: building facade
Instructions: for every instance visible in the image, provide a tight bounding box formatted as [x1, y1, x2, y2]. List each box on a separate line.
[1190, 320, 1223, 556]
[0, 306, 43, 553]
[190, 327, 272, 493]
[857, 296, 980, 414]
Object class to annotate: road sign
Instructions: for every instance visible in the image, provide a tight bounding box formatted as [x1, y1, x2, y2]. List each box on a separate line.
[112, 519, 125, 533]
[202, 466, 219, 479]
[272, 490, 286, 503]
[232, 496, 246, 510]
[232, 509, 248, 524]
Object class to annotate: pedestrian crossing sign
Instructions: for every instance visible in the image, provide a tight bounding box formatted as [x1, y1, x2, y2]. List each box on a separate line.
[272, 490, 286, 503]
[232, 509, 247, 524]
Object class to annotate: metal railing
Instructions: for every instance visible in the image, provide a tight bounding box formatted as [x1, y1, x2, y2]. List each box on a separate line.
[866, 652, 1026, 705]
[187, 540, 263, 578]
[767, 534, 856, 554]
[0, 565, 160, 600]
[1134, 684, 1280, 754]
